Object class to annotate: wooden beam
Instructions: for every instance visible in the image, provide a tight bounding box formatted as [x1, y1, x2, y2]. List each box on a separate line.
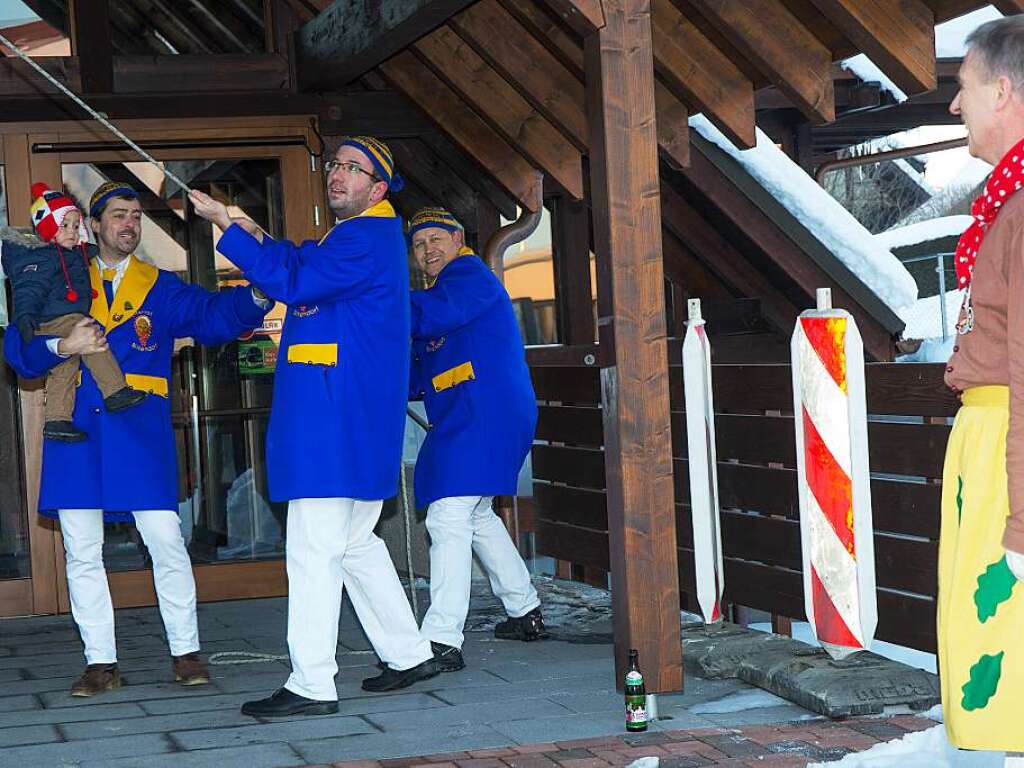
[70, 0, 113, 94]
[474, 196, 501, 254]
[660, 178, 800, 335]
[541, 0, 606, 35]
[551, 195, 596, 345]
[386, 137, 479, 228]
[654, 82, 690, 169]
[806, 0, 936, 95]
[450, 0, 588, 151]
[585, 0, 682, 693]
[678, 0, 834, 123]
[418, 131, 519, 220]
[661, 228, 734, 303]
[650, 0, 755, 148]
[295, 0, 477, 90]
[413, 24, 585, 199]
[992, 0, 1024, 14]
[379, 51, 543, 211]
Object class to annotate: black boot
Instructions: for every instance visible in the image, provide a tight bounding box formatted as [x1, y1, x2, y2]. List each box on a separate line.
[431, 641, 465, 672]
[104, 386, 147, 413]
[43, 420, 87, 442]
[240, 687, 338, 718]
[362, 657, 440, 692]
[494, 607, 549, 641]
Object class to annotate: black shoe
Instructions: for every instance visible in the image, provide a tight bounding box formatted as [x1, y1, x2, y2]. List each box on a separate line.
[43, 420, 87, 442]
[104, 386, 147, 413]
[431, 642, 465, 672]
[362, 657, 440, 692]
[494, 607, 549, 641]
[240, 687, 338, 718]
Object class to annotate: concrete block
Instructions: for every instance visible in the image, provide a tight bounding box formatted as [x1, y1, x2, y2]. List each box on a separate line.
[78, 742, 306, 768]
[292, 723, 510, 764]
[171, 714, 374, 750]
[0, 732, 170, 767]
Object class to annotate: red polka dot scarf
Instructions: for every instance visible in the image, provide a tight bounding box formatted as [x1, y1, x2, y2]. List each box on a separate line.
[955, 136, 1024, 289]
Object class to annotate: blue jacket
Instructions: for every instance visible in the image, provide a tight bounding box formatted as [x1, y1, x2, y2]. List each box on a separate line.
[3, 256, 269, 521]
[215, 201, 410, 502]
[1, 239, 95, 326]
[410, 253, 537, 506]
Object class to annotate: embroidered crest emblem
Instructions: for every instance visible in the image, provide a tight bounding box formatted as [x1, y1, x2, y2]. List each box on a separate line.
[292, 304, 319, 318]
[131, 311, 158, 352]
[21, 263, 38, 273]
[426, 337, 446, 353]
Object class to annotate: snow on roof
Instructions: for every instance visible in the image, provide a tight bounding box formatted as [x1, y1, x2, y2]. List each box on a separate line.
[897, 288, 963, 340]
[936, 5, 1003, 58]
[875, 215, 973, 250]
[840, 55, 908, 103]
[690, 115, 919, 313]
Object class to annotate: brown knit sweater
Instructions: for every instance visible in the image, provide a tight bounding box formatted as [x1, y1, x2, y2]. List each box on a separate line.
[945, 192, 1024, 553]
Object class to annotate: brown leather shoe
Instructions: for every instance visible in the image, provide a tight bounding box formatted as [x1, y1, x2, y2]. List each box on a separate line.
[70, 663, 121, 697]
[172, 652, 210, 686]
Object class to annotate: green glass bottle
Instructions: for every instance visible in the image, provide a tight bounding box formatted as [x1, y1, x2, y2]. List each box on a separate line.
[624, 648, 648, 732]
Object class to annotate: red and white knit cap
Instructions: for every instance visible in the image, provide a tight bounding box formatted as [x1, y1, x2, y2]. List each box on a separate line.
[29, 182, 88, 244]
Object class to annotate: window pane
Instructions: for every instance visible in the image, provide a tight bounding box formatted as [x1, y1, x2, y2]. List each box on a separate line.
[62, 156, 286, 570]
[0, 1, 70, 57]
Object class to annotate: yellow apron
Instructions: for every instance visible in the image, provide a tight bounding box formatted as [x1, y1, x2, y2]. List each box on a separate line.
[938, 385, 1024, 751]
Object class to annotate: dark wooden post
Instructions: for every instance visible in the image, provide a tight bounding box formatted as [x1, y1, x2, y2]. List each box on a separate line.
[69, 0, 113, 94]
[584, 0, 683, 692]
[551, 194, 595, 345]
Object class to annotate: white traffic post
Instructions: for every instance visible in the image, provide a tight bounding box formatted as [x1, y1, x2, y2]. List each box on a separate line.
[682, 299, 725, 625]
[791, 288, 877, 659]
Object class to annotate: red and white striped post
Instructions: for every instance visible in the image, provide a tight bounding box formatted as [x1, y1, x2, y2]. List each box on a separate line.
[682, 299, 725, 625]
[791, 288, 877, 659]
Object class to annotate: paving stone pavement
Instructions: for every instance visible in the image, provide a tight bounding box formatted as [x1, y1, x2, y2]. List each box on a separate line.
[0, 578, 932, 767]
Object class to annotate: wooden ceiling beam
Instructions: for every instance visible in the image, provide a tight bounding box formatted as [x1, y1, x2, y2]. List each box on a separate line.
[540, 0, 606, 36]
[69, 0, 114, 94]
[379, 51, 544, 212]
[412, 24, 584, 199]
[806, 0, 937, 95]
[678, 0, 835, 124]
[295, 0, 477, 90]
[992, 0, 1024, 12]
[450, 0, 588, 151]
[650, 0, 756, 148]
[386, 137, 480, 227]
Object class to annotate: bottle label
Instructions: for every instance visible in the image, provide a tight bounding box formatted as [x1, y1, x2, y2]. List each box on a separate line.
[625, 701, 648, 724]
[625, 671, 643, 685]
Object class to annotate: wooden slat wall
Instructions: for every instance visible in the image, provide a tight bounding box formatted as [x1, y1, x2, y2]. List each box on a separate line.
[529, 344, 956, 652]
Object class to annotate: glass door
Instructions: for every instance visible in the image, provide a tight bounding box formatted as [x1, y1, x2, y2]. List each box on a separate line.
[16, 122, 324, 611]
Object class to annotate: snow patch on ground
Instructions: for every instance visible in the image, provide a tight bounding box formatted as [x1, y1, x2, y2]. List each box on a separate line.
[808, 725, 1004, 767]
[876, 216, 973, 250]
[690, 115, 918, 313]
[690, 688, 790, 714]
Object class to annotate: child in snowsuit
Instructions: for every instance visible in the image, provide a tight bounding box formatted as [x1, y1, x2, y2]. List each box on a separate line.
[1, 183, 144, 441]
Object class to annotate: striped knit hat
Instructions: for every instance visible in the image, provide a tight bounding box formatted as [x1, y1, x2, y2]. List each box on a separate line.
[338, 136, 405, 192]
[29, 183, 87, 244]
[407, 207, 462, 240]
[89, 180, 140, 218]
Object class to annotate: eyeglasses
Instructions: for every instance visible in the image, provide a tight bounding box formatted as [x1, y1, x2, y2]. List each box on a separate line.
[323, 159, 381, 182]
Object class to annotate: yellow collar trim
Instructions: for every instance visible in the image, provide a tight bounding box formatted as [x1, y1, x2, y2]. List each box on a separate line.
[89, 255, 159, 333]
[319, 200, 397, 245]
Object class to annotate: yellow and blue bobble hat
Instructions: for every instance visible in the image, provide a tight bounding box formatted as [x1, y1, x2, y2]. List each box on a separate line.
[407, 207, 462, 241]
[338, 136, 404, 192]
[89, 180, 139, 218]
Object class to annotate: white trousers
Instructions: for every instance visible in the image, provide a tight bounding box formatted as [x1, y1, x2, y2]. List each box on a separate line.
[421, 495, 540, 649]
[58, 509, 200, 664]
[284, 497, 433, 701]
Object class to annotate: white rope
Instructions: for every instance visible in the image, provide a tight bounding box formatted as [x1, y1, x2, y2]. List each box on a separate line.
[398, 460, 420, 620]
[0, 31, 191, 194]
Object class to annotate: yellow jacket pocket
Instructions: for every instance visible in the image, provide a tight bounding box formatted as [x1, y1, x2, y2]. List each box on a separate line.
[287, 343, 338, 366]
[125, 373, 168, 398]
[432, 361, 475, 393]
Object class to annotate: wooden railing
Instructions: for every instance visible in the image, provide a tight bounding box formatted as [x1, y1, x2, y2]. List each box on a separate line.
[528, 342, 958, 653]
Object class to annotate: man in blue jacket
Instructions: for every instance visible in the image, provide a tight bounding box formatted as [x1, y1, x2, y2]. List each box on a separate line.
[189, 136, 438, 718]
[4, 181, 270, 697]
[408, 208, 545, 673]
